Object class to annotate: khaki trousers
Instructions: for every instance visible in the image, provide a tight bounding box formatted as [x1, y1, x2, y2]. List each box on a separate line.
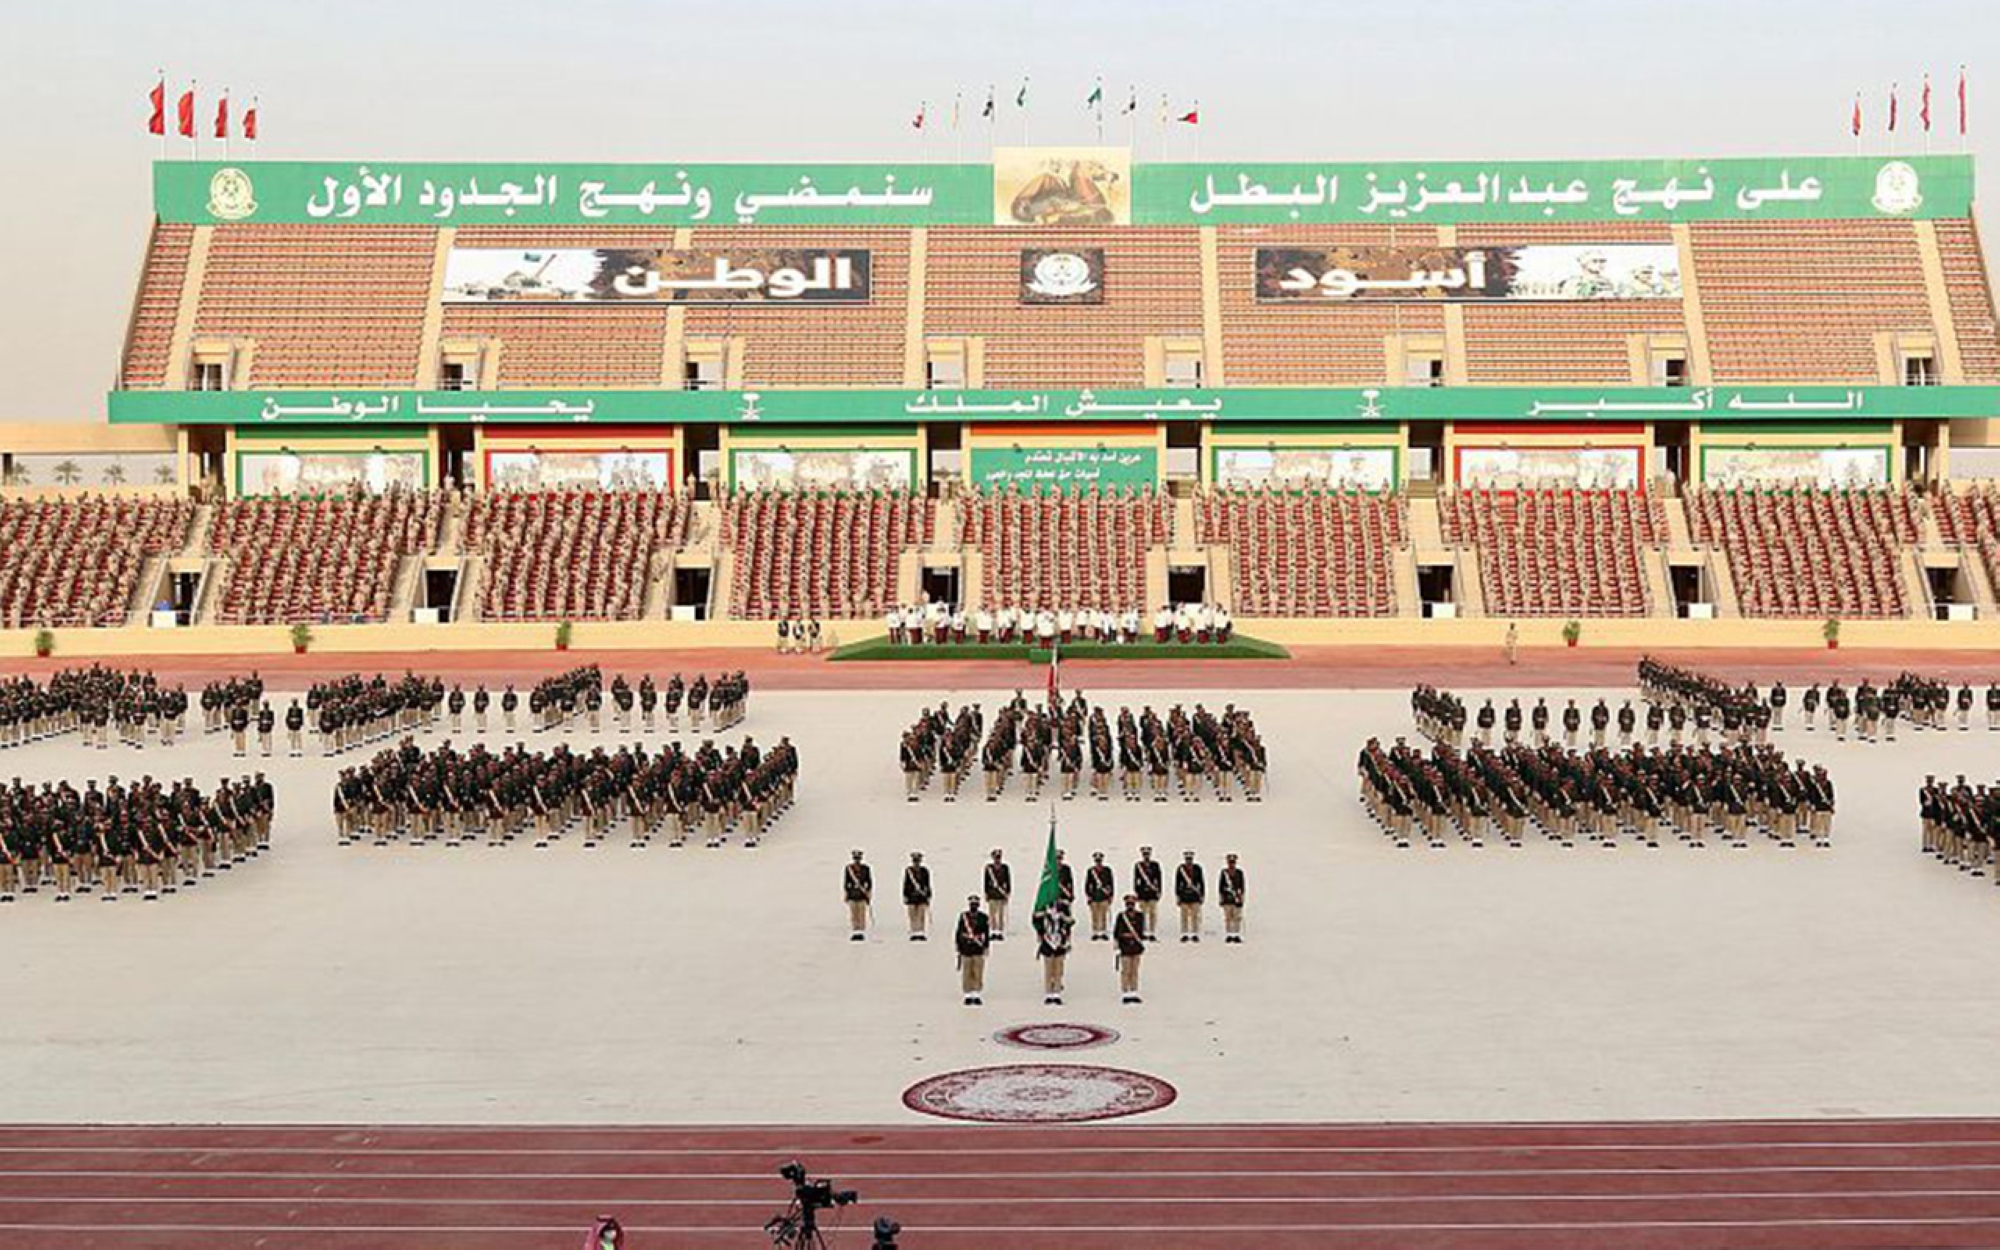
[907, 903, 929, 935]
[960, 954, 986, 994]
[848, 900, 869, 932]
[1117, 952, 1142, 994]
[1178, 901, 1202, 937]
[1088, 899, 1110, 936]
[1042, 954, 1066, 996]
[1222, 903, 1243, 935]
[987, 897, 1007, 933]
[1138, 898, 1158, 935]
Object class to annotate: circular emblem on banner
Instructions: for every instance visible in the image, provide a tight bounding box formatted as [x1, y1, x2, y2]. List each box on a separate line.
[1027, 251, 1098, 299]
[1871, 161, 1923, 215]
[206, 168, 258, 221]
[902, 1063, 1175, 1123]
[994, 1022, 1121, 1051]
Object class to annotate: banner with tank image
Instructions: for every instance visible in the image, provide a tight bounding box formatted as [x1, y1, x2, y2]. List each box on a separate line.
[442, 248, 871, 303]
[1255, 244, 1681, 302]
[237, 450, 426, 496]
[1213, 447, 1397, 490]
[485, 449, 674, 491]
[730, 449, 913, 492]
[1700, 445, 1890, 488]
[1456, 446, 1643, 489]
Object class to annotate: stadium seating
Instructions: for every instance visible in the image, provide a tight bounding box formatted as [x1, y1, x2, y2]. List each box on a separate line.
[1196, 487, 1405, 617]
[1683, 486, 1920, 619]
[0, 498, 194, 628]
[959, 485, 1169, 612]
[462, 489, 691, 621]
[121, 222, 194, 388]
[1689, 220, 1934, 381]
[723, 490, 933, 620]
[206, 493, 445, 624]
[1933, 483, 2000, 598]
[1438, 487, 1663, 618]
[194, 224, 436, 387]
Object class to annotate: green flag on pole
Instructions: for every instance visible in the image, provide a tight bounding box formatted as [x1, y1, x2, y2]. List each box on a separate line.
[1032, 808, 1062, 913]
[1086, 81, 1103, 108]
[1017, 79, 1030, 108]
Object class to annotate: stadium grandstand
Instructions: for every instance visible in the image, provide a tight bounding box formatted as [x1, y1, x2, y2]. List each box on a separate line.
[6, 148, 2000, 652]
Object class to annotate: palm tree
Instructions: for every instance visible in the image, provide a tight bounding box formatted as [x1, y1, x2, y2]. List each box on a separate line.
[101, 462, 127, 487]
[53, 460, 81, 486]
[3, 464, 30, 487]
[152, 463, 177, 486]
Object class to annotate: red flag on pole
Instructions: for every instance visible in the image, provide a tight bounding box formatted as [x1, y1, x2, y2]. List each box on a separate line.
[176, 86, 196, 138]
[1176, 109, 1200, 125]
[1887, 82, 1898, 133]
[1851, 93, 1862, 137]
[243, 99, 259, 142]
[1922, 75, 1932, 132]
[214, 92, 230, 141]
[1961, 67, 1970, 136]
[147, 76, 165, 135]
[911, 102, 926, 130]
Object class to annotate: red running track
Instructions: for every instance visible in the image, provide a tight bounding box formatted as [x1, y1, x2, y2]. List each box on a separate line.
[7, 1120, 2000, 1248]
[3, 644, 1997, 693]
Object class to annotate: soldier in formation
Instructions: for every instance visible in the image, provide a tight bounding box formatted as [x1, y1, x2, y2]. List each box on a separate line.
[905, 693, 1266, 804]
[1359, 735, 1832, 851]
[336, 735, 798, 850]
[0, 773, 271, 903]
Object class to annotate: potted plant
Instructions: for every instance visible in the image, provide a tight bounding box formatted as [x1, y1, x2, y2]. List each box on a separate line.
[1561, 618, 1582, 649]
[1822, 617, 1841, 650]
[31, 628, 53, 658]
[555, 620, 574, 652]
[290, 622, 313, 655]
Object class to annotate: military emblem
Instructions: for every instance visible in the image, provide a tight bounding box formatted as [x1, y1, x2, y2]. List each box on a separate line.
[1020, 248, 1105, 305]
[206, 167, 257, 221]
[1871, 161, 1923, 215]
[1027, 252, 1097, 299]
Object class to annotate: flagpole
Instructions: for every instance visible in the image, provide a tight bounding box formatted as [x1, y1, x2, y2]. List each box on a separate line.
[189, 79, 198, 162]
[1192, 99, 1201, 161]
[223, 89, 232, 162]
[954, 91, 962, 165]
[158, 70, 167, 160]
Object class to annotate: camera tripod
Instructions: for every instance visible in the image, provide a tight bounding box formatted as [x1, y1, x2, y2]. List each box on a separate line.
[764, 1196, 833, 1250]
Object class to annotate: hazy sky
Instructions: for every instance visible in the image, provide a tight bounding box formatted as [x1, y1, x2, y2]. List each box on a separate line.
[2, 0, 1993, 420]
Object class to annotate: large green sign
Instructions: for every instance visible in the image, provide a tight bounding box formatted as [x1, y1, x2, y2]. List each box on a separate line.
[160, 162, 994, 227]
[156, 154, 1973, 226]
[109, 385, 2000, 427]
[1139, 155, 1972, 223]
[969, 445, 1160, 489]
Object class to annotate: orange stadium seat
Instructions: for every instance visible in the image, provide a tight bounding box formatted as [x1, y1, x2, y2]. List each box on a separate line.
[1196, 487, 1405, 617]
[0, 498, 194, 629]
[461, 489, 690, 621]
[723, 489, 933, 620]
[1684, 486, 1921, 619]
[1438, 487, 1663, 618]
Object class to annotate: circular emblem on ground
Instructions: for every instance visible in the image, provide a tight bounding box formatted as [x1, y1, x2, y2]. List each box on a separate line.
[902, 1063, 1175, 1123]
[994, 1022, 1121, 1051]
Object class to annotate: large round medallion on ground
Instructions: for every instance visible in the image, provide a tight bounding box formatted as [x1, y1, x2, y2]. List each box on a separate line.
[994, 1022, 1120, 1052]
[902, 1063, 1176, 1123]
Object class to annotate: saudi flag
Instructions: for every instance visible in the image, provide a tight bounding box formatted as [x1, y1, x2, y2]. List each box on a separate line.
[1017, 79, 1030, 108]
[1032, 809, 1062, 913]
[1086, 81, 1103, 108]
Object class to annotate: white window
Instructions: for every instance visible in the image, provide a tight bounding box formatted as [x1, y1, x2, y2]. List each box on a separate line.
[439, 361, 475, 391]
[926, 353, 966, 390]
[190, 360, 226, 392]
[1650, 352, 1689, 387]
[1164, 350, 1204, 389]
[1406, 354, 1444, 388]
[1902, 353, 1939, 386]
[684, 356, 723, 391]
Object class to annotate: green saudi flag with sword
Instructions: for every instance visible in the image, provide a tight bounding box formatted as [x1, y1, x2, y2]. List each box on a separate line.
[1032, 807, 1062, 917]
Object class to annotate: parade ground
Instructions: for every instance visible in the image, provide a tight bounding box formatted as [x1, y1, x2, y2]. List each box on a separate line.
[5, 661, 2000, 1244]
